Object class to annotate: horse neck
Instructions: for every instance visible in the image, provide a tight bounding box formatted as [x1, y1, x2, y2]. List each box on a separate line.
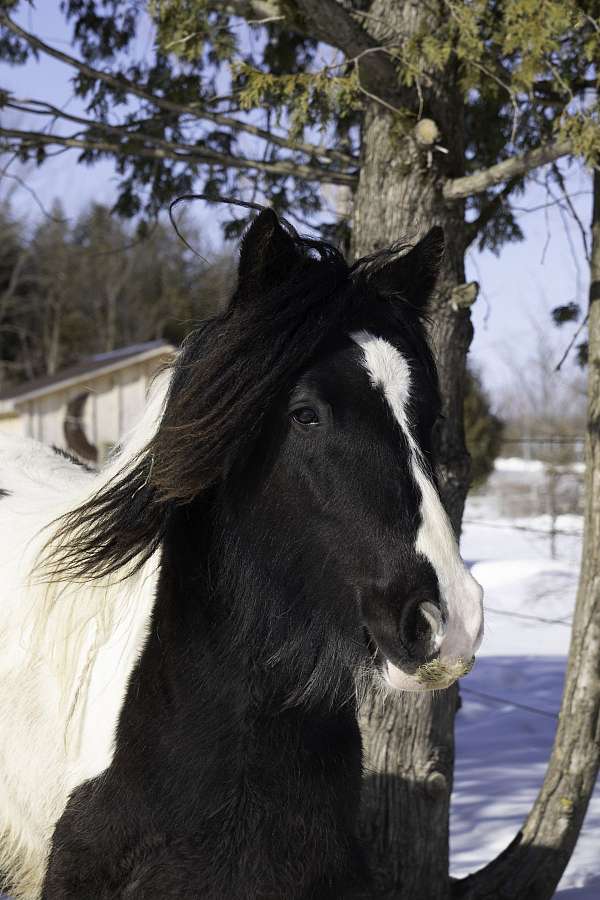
[127, 500, 363, 821]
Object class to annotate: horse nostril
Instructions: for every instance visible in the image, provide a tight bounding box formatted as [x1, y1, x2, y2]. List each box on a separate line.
[418, 601, 445, 651]
[399, 596, 444, 660]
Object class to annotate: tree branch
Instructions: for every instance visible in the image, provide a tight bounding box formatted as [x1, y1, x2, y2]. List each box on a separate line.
[223, 0, 283, 20]
[533, 77, 599, 99]
[465, 177, 521, 247]
[5, 94, 351, 183]
[551, 162, 591, 263]
[0, 12, 356, 167]
[0, 126, 356, 185]
[291, 0, 400, 100]
[443, 140, 573, 201]
[227, 1, 406, 108]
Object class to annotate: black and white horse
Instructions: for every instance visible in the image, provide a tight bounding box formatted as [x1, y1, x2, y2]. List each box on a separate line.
[0, 211, 483, 900]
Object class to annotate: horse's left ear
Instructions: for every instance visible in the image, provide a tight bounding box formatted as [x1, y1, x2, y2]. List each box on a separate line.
[370, 226, 445, 308]
[237, 208, 302, 296]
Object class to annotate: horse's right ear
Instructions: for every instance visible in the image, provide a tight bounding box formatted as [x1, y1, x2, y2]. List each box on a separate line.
[362, 226, 445, 309]
[237, 209, 302, 297]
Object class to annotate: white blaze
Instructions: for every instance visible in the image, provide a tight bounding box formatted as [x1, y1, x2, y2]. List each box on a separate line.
[351, 331, 483, 688]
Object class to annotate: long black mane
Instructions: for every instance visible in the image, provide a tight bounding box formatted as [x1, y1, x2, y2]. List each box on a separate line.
[41, 215, 436, 585]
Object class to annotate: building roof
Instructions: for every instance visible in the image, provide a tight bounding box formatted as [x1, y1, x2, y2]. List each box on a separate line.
[0, 340, 175, 409]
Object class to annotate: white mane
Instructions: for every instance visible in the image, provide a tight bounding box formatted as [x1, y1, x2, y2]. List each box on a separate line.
[0, 370, 170, 900]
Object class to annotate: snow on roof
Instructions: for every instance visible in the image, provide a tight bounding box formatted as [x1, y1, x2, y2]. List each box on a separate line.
[0, 340, 175, 407]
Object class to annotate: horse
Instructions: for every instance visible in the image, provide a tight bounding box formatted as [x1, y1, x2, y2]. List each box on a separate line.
[0, 210, 483, 900]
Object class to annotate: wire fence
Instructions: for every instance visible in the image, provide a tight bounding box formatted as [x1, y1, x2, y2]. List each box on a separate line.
[462, 597, 571, 720]
[460, 443, 583, 720]
[501, 434, 585, 463]
[461, 686, 559, 720]
[484, 605, 572, 627]
[478, 436, 586, 556]
[463, 517, 581, 537]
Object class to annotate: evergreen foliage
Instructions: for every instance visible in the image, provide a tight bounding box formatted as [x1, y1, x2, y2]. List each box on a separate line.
[0, 201, 231, 388]
[464, 367, 505, 489]
[1, 1, 597, 246]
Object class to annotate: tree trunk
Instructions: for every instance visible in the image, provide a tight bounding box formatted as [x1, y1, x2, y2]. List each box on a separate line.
[452, 169, 600, 900]
[350, 3, 475, 897]
[45, 293, 62, 376]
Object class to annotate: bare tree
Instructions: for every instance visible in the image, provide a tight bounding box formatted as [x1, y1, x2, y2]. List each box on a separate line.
[454, 165, 600, 900]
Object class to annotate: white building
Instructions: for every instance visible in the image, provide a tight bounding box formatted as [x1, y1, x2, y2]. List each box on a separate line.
[0, 340, 175, 465]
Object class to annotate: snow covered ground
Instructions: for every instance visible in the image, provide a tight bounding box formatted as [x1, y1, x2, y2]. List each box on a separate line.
[452, 460, 599, 896]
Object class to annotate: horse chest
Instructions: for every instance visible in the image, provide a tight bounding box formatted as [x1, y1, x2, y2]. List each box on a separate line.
[42, 618, 366, 899]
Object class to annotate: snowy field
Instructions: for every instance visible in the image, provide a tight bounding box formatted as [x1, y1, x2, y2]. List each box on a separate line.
[452, 460, 599, 897]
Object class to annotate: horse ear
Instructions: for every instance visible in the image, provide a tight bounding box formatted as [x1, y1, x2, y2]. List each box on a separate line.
[237, 208, 302, 296]
[370, 226, 445, 308]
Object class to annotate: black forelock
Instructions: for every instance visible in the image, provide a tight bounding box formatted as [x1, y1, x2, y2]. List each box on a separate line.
[148, 233, 434, 505]
[150, 235, 351, 503]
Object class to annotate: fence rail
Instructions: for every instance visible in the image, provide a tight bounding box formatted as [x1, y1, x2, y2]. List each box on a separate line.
[502, 436, 583, 444]
[500, 435, 585, 462]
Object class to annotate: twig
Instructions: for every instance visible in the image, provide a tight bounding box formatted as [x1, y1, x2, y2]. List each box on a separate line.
[510, 190, 591, 215]
[551, 162, 590, 263]
[247, 16, 285, 25]
[0, 159, 67, 223]
[555, 312, 589, 371]
[485, 606, 572, 627]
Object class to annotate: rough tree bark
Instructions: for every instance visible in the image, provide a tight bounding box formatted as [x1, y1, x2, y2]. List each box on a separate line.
[452, 170, 600, 900]
[349, 2, 475, 897]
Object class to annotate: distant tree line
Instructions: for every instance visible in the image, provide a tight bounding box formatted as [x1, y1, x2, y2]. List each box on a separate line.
[0, 200, 233, 389]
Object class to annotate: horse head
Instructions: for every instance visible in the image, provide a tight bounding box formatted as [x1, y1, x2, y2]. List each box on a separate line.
[46, 209, 483, 700]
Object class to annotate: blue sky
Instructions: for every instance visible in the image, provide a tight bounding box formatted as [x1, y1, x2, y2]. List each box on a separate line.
[0, 2, 591, 399]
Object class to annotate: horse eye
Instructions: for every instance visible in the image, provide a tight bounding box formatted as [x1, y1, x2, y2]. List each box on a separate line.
[291, 407, 320, 426]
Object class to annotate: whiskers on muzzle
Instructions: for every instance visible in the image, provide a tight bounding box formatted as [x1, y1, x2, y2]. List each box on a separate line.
[384, 651, 476, 693]
[414, 655, 475, 688]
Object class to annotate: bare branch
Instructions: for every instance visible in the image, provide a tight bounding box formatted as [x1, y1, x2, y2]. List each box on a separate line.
[510, 190, 592, 215]
[443, 140, 573, 201]
[550, 162, 591, 263]
[223, 0, 282, 18]
[247, 15, 285, 25]
[555, 311, 589, 371]
[0, 126, 357, 186]
[0, 12, 356, 167]
[465, 177, 520, 247]
[3, 95, 188, 155]
[0, 156, 67, 222]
